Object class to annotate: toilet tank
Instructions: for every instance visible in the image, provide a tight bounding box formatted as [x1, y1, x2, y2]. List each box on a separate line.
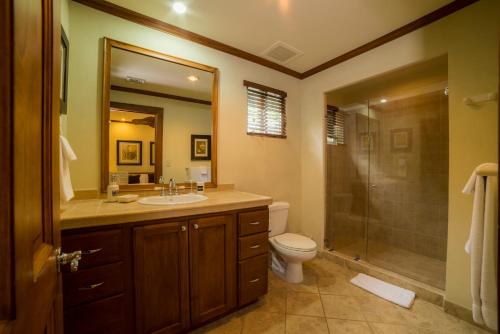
[268, 202, 290, 237]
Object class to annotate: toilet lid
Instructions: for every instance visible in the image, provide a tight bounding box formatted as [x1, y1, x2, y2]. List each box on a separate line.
[274, 233, 317, 251]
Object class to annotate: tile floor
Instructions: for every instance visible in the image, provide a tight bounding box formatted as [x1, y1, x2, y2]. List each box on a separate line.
[191, 258, 488, 334]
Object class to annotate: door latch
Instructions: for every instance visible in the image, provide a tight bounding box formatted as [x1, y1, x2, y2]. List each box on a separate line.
[55, 248, 82, 272]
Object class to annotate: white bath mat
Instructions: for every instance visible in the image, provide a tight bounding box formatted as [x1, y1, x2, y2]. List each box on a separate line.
[350, 273, 416, 308]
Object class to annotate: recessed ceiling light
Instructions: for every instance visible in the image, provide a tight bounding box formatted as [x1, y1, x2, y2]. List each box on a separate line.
[380, 98, 387, 103]
[172, 2, 187, 14]
[187, 75, 199, 82]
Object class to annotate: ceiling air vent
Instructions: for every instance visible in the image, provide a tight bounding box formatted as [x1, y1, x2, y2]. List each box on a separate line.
[262, 41, 303, 64]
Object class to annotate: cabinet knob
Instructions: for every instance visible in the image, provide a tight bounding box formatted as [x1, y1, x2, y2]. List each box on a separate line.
[193, 224, 199, 230]
[181, 226, 186, 232]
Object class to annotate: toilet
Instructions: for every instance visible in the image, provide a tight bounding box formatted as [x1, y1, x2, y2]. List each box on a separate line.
[268, 202, 317, 283]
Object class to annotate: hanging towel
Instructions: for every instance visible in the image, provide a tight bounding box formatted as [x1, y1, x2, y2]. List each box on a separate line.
[463, 163, 498, 330]
[60, 135, 77, 202]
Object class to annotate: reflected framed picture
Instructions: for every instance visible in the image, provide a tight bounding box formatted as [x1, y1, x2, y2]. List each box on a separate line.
[191, 135, 211, 161]
[390, 128, 413, 152]
[150, 141, 155, 165]
[60, 26, 69, 115]
[117, 140, 142, 165]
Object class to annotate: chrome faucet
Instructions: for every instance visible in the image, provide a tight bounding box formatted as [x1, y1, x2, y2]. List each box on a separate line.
[158, 176, 167, 196]
[169, 178, 178, 196]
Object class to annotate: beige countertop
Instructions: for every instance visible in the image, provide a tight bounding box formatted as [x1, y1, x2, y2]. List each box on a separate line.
[60, 190, 273, 230]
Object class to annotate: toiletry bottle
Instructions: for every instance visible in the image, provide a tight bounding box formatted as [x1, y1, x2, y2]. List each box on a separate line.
[107, 175, 120, 202]
[196, 181, 205, 194]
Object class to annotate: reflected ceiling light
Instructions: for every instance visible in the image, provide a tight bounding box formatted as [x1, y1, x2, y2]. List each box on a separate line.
[380, 98, 387, 103]
[120, 118, 126, 122]
[187, 75, 199, 82]
[172, 2, 187, 14]
[125, 76, 145, 84]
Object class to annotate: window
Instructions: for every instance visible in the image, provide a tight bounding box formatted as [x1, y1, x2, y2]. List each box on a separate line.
[326, 105, 345, 145]
[244, 80, 287, 138]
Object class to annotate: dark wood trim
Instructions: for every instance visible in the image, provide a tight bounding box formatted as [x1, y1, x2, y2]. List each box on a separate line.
[300, 0, 479, 78]
[74, 0, 477, 80]
[73, 0, 302, 78]
[0, 0, 13, 321]
[106, 101, 164, 190]
[243, 80, 287, 97]
[60, 26, 69, 115]
[111, 85, 212, 106]
[102, 38, 218, 191]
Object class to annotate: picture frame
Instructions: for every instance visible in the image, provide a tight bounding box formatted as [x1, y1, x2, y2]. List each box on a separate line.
[60, 26, 69, 115]
[390, 128, 413, 152]
[191, 135, 211, 160]
[117, 140, 142, 165]
[150, 141, 155, 165]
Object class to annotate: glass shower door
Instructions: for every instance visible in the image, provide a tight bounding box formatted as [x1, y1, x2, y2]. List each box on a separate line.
[365, 89, 449, 289]
[325, 102, 369, 260]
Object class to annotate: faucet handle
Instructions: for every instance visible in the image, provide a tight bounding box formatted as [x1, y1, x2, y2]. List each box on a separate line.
[158, 176, 165, 184]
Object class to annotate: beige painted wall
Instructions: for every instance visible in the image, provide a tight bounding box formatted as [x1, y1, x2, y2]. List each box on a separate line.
[299, 0, 498, 309]
[65, 1, 302, 231]
[110, 90, 212, 182]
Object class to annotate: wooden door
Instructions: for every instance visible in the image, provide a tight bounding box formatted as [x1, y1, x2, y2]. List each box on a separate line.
[133, 222, 190, 334]
[189, 215, 236, 326]
[0, 0, 62, 333]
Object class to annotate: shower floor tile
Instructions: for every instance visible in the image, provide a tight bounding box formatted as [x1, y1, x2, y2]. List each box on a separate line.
[333, 240, 446, 289]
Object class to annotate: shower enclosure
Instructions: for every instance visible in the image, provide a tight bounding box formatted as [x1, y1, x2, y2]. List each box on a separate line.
[325, 57, 449, 289]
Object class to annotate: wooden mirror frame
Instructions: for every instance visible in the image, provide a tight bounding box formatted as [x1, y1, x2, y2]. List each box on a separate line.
[101, 38, 219, 192]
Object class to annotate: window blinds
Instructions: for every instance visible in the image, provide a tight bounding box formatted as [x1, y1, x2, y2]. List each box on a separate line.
[244, 80, 287, 138]
[326, 105, 345, 145]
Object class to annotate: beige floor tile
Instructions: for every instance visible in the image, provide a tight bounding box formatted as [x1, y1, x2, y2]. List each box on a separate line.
[269, 269, 289, 291]
[286, 291, 325, 317]
[285, 272, 319, 293]
[321, 294, 364, 321]
[318, 276, 370, 297]
[369, 322, 419, 334]
[357, 295, 407, 324]
[241, 311, 285, 334]
[252, 288, 287, 314]
[285, 315, 329, 334]
[327, 319, 374, 333]
[191, 313, 243, 334]
[304, 258, 354, 278]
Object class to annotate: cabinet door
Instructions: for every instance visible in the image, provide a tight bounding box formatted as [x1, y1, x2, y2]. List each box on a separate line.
[134, 222, 189, 334]
[189, 215, 236, 325]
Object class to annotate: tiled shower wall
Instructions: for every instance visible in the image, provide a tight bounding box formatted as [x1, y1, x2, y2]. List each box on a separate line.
[326, 91, 449, 262]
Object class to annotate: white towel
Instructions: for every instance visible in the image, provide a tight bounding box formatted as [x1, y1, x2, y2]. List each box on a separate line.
[463, 163, 498, 330]
[59, 135, 77, 202]
[350, 273, 415, 308]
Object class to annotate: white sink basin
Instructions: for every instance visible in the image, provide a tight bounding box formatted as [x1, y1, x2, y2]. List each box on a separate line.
[138, 194, 208, 206]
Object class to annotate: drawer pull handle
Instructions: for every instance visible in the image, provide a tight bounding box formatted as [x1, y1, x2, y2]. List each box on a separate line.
[81, 248, 103, 255]
[249, 244, 261, 249]
[78, 282, 104, 291]
[249, 278, 260, 283]
[193, 224, 199, 230]
[249, 222, 261, 225]
[181, 226, 186, 232]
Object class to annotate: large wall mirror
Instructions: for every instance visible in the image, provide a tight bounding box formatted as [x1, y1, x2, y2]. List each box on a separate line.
[101, 38, 218, 192]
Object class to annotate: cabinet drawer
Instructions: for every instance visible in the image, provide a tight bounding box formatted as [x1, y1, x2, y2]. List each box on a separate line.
[64, 294, 130, 334]
[62, 229, 123, 269]
[239, 232, 268, 260]
[238, 210, 269, 236]
[63, 262, 125, 308]
[238, 254, 268, 306]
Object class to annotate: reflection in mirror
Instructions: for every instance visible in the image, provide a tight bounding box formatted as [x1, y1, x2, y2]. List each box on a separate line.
[102, 39, 218, 191]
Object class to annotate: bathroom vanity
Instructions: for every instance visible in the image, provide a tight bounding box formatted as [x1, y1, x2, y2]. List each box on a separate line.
[60, 190, 271, 334]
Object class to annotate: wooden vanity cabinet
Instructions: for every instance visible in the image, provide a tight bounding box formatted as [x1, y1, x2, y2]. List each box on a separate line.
[133, 221, 190, 334]
[61, 207, 268, 334]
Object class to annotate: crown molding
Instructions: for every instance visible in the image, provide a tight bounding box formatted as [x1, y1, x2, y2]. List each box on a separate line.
[73, 0, 479, 80]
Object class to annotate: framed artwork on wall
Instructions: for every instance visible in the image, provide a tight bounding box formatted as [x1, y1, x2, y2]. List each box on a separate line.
[390, 128, 413, 152]
[191, 135, 211, 160]
[150, 141, 155, 165]
[60, 26, 69, 115]
[117, 140, 142, 165]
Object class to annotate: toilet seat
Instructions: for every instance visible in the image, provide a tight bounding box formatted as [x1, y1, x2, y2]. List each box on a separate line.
[273, 233, 316, 252]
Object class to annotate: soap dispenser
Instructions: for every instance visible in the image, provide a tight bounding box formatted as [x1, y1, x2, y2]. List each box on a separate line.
[106, 175, 120, 202]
